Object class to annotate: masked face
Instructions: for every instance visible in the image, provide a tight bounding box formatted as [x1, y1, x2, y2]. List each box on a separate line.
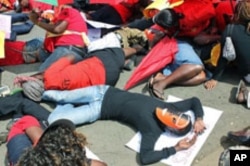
[155, 107, 191, 131]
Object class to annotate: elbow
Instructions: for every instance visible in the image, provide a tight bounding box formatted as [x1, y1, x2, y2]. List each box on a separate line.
[139, 155, 154, 165]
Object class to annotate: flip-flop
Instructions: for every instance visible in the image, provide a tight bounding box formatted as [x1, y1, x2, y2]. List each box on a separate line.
[147, 76, 165, 100]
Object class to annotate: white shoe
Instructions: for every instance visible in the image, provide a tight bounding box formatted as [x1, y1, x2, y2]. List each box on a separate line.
[0, 86, 10, 97]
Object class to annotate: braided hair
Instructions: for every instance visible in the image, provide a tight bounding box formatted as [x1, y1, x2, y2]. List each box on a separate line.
[17, 126, 90, 166]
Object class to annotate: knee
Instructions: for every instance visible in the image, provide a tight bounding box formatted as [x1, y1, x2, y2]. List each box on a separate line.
[196, 70, 207, 83]
[193, 64, 204, 72]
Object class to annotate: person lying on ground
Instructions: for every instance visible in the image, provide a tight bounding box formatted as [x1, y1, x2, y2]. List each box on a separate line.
[14, 48, 133, 101]
[41, 85, 206, 165]
[0, 38, 43, 66]
[0, 90, 50, 131]
[204, 0, 250, 90]
[5, 115, 107, 166]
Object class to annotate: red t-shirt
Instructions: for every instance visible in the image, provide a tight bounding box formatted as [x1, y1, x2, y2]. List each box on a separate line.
[214, 1, 236, 32]
[44, 7, 88, 52]
[111, 0, 138, 23]
[173, 0, 216, 37]
[7, 116, 41, 142]
[0, 40, 25, 66]
[44, 56, 105, 90]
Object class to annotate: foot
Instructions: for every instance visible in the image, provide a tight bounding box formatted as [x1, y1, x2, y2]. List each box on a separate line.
[228, 127, 250, 143]
[148, 75, 165, 100]
[236, 80, 249, 103]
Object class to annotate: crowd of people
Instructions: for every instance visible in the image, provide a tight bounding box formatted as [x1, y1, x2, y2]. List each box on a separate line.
[0, 0, 250, 165]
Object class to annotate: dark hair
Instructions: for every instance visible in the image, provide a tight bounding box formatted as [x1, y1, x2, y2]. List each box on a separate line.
[17, 126, 90, 166]
[234, 0, 250, 23]
[234, 1, 250, 33]
[153, 9, 182, 29]
[167, 120, 192, 136]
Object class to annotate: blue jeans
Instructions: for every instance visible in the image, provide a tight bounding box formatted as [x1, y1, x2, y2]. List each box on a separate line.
[163, 40, 204, 76]
[38, 46, 84, 72]
[7, 134, 32, 165]
[4, 13, 34, 41]
[42, 85, 109, 125]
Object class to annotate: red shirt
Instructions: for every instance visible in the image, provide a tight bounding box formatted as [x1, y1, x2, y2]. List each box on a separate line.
[214, 1, 236, 32]
[44, 56, 105, 90]
[173, 0, 216, 37]
[0, 40, 25, 66]
[44, 7, 88, 52]
[111, 0, 138, 23]
[7, 116, 41, 141]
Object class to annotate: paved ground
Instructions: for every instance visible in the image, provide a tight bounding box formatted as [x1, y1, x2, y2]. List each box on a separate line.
[0, 25, 250, 166]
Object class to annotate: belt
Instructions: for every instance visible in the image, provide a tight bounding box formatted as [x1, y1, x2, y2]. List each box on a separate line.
[57, 45, 88, 58]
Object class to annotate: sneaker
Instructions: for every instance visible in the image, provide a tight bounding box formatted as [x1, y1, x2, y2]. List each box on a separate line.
[0, 131, 8, 145]
[6, 118, 20, 131]
[0, 85, 11, 97]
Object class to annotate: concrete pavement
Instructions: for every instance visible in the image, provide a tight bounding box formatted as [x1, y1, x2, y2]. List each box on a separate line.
[0, 25, 250, 166]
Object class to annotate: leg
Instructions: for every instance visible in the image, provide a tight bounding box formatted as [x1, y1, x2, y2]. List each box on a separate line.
[38, 47, 83, 72]
[11, 20, 34, 35]
[42, 85, 109, 104]
[48, 102, 102, 125]
[150, 64, 205, 98]
[152, 40, 206, 92]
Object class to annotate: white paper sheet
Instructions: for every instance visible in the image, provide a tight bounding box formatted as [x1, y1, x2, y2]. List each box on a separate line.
[0, 14, 11, 39]
[125, 95, 223, 166]
[85, 147, 101, 161]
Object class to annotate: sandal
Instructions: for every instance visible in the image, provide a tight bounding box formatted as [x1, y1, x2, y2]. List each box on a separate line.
[236, 80, 248, 103]
[147, 76, 165, 100]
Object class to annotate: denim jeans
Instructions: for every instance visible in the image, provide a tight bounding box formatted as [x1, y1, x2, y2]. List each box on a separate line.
[7, 134, 32, 165]
[4, 13, 34, 41]
[42, 85, 109, 125]
[38, 46, 84, 72]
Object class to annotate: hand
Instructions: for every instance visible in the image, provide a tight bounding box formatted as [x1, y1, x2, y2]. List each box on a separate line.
[29, 11, 40, 24]
[193, 118, 206, 135]
[204, 79, 218, 90]
[174, 135, 197, 152]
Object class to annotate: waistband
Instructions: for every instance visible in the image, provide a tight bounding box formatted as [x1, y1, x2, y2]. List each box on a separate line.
[57, 45, 88, 58]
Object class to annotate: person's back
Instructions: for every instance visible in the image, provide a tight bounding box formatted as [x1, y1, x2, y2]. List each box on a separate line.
[204, 0, 250, 90]
[43, 48, 125, 90]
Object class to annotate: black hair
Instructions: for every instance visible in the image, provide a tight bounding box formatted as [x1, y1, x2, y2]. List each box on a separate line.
[167, 120, 192, 136]
[153, 9, 183, 29]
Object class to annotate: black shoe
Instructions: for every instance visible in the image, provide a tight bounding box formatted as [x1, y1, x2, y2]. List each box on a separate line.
[228, 127, 250, 143]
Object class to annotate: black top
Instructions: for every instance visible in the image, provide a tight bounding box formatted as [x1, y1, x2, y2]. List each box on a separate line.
[91, 48, 125, 86]
[212, 24, 250, 80]
[100, 87, 204, 165]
